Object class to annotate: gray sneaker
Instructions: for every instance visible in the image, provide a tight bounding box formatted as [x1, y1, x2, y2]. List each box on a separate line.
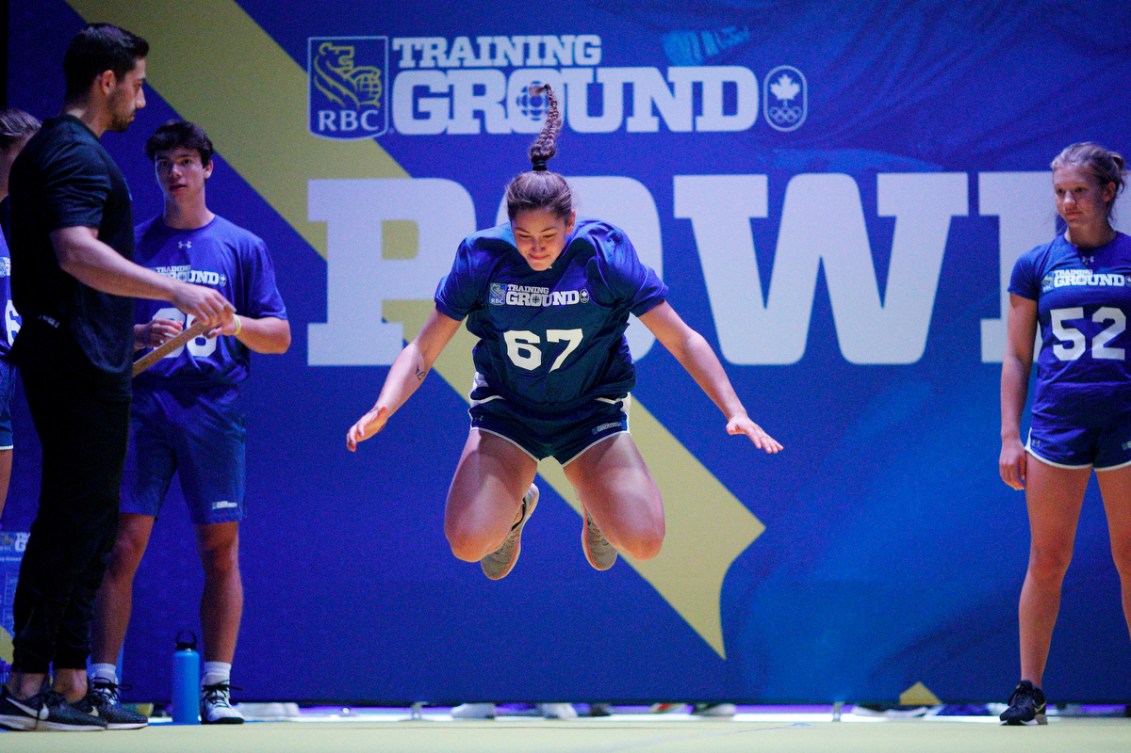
[480, 485, 538, 580]
[75, 680, 148, 730]
[582, 511, 617, 571]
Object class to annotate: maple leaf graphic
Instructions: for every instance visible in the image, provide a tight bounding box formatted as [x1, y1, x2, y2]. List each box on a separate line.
[770, 73, 800, 102]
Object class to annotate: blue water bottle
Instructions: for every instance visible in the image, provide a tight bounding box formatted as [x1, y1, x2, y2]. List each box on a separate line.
[172, 630, 200, 724]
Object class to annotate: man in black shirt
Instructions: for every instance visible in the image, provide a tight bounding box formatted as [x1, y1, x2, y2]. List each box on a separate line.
[0, 24, 232, 732]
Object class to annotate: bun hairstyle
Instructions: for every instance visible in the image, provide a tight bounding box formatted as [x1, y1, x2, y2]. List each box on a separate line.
[505, 84, 573, 221]
[1052, 142, 1127, 219]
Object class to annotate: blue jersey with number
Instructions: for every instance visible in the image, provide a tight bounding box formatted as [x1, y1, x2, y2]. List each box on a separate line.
[435, 218, 667, 412]
[1010, 231, 1131, 427]
[132, 215, 287, 392]
[0, 230, 21, 361]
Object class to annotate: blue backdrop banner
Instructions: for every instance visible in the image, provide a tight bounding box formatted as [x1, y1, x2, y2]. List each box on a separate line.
[5, 0, 1131, 704]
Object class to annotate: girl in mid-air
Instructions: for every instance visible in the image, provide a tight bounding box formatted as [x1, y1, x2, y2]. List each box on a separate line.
[348, 85, 781, 580]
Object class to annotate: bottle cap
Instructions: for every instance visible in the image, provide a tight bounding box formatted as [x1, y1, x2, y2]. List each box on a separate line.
[175, 629, 198, 651]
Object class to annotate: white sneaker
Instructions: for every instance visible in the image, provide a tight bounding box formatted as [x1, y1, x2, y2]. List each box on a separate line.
[201, 682, 244, 724]
[480, 485, 538, 580]
[539, 703, 577, 719]
[451, 703, 496, 719]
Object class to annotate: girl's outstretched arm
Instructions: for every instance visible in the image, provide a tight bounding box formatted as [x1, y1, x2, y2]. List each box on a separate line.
[347, 308, 463, 451]
[639, 301, 782, 453]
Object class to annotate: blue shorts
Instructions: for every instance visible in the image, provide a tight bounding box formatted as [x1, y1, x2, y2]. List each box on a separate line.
[1026, 417, 1131, 471]
[0, 358, 14, 449]
[469, 394, 630, 465]
[122, 386, 247, 525]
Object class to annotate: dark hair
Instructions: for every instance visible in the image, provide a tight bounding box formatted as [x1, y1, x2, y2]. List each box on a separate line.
[504, 84, 573, 221]
[63, 23, 149, 105]
[1051, 142, 1127, 220]
[145, 120, 215, 165]
[0, 108, 41, 150]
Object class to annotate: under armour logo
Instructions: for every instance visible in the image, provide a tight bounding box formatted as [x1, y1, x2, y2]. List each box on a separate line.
[178, 241, 192, 250]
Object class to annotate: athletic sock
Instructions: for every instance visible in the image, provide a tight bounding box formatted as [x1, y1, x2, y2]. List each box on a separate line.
[90, 663, 119, 685]
[202, 661, 233, 687]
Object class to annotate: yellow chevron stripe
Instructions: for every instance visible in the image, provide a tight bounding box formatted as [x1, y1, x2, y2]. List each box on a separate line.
[66, 0, 765, 658]
[0, 625, 12, 665]
[900, 682, 942, 706]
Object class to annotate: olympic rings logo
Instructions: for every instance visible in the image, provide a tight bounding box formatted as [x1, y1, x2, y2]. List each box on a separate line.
[768, 105, 803, 124]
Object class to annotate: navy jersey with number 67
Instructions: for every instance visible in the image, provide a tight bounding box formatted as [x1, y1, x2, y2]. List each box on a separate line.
[1010, 231, 1131, 427]
[435, 218, 667, 413]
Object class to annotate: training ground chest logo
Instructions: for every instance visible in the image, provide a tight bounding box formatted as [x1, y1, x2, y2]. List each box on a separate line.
[490, 283, 589, 307]
[309, 37, 389, 139]
[1041, 269, 1130, 292]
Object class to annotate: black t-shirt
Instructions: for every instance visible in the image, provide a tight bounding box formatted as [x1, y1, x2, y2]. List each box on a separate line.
[9, 114, 135, 382]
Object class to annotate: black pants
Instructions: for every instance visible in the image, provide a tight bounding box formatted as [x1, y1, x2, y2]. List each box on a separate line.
[11, 322, 130, 672]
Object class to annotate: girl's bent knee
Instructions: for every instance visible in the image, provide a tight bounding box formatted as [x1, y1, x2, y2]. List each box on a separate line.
[446, 529, 493, 563]
[620, 527, 664, 561]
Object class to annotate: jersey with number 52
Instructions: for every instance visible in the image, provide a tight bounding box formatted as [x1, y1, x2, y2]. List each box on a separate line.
[1010, 232, 1131, 426]
[435, 218, 667, 412]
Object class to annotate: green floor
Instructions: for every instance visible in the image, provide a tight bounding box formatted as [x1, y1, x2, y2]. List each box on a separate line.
[2, 716, 1128, 753]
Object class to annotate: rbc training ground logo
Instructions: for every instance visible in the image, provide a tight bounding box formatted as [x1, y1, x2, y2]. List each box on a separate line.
[763, 65, 806, 132]
[308, 32, 807, 137]
[309, 36, 389, 139]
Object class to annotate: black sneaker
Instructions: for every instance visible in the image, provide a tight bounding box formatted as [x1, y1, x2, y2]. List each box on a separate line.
[1000, 680, 1047, 725]
[0, 685, 108, 731]
[73, 679, 148, 730]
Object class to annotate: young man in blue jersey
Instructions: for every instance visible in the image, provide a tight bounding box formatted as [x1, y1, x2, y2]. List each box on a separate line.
[999, 142, 1131, 725]
[0, 109, 39, 525]
[348, 85, 781, 582]
[0, 26, 232, 733]
[90, 120, 290, 725]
